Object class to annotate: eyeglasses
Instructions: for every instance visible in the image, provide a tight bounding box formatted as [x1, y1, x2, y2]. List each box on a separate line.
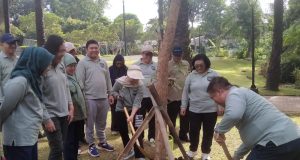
[194, 64, 205, 68]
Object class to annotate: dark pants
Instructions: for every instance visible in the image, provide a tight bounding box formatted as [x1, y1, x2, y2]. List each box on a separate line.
[110, 101, 118, 131]
[189, 112, 217, 153]
[3, 143, 37, 160]
[64, 120, 84, 160]
[43, 116, 68, 160]
[167, 100, 189, 138]
[246, 138, 300, 160]
[115, 111, 145, 158]
[78, 120, 85, 143]
[140, 98, 155, 140]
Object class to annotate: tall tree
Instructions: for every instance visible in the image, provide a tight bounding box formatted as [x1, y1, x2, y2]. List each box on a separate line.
[231, 0, 262, 58]
[113, 13, 143, 44]
[48, 0, 108, 21]
[173, 0, 191, 63]
[266, 0, 284, 90]
[35, 0, 45, 46]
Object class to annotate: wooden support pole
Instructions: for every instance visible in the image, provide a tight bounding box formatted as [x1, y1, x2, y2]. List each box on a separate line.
[123, 107, 153, 159]
[155, 108, 174, 160]
[117, 108, 155, 160]
[149, 85, 189, 160]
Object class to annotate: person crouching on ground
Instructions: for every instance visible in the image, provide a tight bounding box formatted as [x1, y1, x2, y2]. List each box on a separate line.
[112, 65, 146, 160]
[63, 53, 87, 160]
[0, 47, 54, 160]
[208, 76, 300, 160]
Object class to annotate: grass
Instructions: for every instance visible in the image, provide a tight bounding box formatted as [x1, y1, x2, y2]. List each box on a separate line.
[37, 112, 300, 160]
[34, 54, 299, 160]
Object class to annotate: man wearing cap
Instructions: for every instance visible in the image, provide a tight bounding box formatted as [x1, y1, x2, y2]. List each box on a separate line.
[0, 33, 18, 101]
[65, 42, 80, 63]
[0, 33, 18, 159]
[167, 47, 190, 142]
[134, 44, 157, 144]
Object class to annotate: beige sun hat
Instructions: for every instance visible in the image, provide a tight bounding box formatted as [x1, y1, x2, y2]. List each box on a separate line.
[127, 65, 144, 80]
[141, 44, 154, 53]
[65, 42, 76, 53]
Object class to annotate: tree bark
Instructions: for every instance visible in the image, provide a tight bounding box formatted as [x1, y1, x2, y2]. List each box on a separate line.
[35, 0, 45, 46]
[173, 0, 191, 64]
[155, 0, 181, 159]
[266, 0, 284, 91]
[3, 0, 10, 33]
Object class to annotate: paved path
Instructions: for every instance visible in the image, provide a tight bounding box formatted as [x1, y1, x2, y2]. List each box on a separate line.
[264, 96, 300, 115]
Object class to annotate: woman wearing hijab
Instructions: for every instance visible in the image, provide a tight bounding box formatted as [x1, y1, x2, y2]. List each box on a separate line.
[0, 47, 54, 160]
[109, 54, 127, 134]
[112, 65, 145, 160]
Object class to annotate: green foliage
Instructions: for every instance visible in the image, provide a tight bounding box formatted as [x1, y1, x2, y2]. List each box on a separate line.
[294, 68, 300, 89]
[9, 0, 36, 17]
[64, 23, 119, 45]
[49, 0, 108, 21]
[113, 13, 143, 43]
[62, 18, 88, 33]
[19, 12, 64, 39]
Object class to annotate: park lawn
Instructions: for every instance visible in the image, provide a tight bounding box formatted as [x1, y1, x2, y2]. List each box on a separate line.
[37, 113, 300, 160]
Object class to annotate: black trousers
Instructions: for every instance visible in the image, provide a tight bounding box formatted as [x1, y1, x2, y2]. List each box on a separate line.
[140, 98, 155, 140]
[246, 138, 300, 160]
[189, 112, 217, 153]
[167, 100, 189, 138]
[110, 101, 118, 131]
[78, 120, 85, 143]
[64, 120, 84, 160]
[4, 143, 37, 160]
[115, 111, 145, 158]
[43, 116, 68, 160]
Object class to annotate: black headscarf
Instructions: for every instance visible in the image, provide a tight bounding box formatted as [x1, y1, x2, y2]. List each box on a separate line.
[11, 47, 54, 101]
[109, 54, 127, 85]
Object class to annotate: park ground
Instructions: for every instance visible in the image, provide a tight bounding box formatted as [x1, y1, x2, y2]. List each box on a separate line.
[37, 56, 300, 160]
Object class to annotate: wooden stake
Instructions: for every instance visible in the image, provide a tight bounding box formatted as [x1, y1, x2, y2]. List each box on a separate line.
[117, 108, 155, 160]
[149, 85, 189, 160]
[155, 108, 175, 160]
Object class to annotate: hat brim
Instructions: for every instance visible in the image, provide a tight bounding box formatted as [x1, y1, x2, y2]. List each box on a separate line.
[127, 70, 144, 80]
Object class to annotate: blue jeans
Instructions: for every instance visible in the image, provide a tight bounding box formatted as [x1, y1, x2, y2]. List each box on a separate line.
[3, 142, 37, 160]
[247, 138, 300, 160]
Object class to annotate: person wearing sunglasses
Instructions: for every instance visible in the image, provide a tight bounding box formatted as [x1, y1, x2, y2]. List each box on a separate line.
[181, 54, 222, 160]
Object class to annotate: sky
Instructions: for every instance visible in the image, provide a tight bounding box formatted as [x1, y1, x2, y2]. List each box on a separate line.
[104, 0, 274, 26]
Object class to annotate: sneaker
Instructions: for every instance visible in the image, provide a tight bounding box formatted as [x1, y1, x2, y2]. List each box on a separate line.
[149, 138, 155, 147]
[78, 148, 83, 155]
[88, 144, 100, 157]
[123, 150, 135, 160]
[187, 150, 197, 158]
[97, 142, 114, 152]
[202, 153, 211, 160]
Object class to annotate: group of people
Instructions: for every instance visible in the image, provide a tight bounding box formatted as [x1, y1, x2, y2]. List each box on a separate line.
[0, 32, 300, 160]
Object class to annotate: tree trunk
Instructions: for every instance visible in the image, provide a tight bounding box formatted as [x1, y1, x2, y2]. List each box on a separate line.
[35, 0, 45, 46]
[3, 0, 10, 33]
[266, 0, 284, 91]
[0, 0, 4, 31]
[155, 0, 181, 159]
[158, 0, 164, 51]
[173, 0, 191, 63]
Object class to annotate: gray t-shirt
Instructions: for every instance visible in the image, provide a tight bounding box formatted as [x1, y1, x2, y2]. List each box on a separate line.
[76, 56, 112, 99]
[215, 87, 300, 159]
[181, 69, 219, 113]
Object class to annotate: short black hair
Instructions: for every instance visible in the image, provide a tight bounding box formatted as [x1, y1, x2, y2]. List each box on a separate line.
[191, 54, 211, 70]
[44, 35, 64, 55]
[207, 77, 232, 94]
[86, 40, 99, 48]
